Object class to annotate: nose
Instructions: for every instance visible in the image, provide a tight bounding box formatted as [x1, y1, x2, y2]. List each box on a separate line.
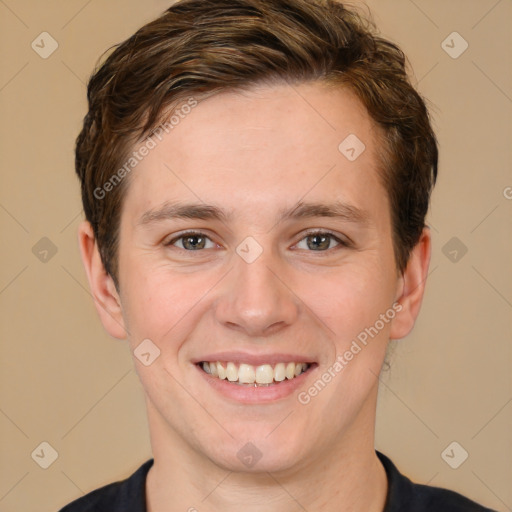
[213, 247, 300, 337]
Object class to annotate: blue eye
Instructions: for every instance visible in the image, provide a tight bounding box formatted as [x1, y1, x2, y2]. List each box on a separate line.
[165, 230, 349, 252]
[168, 232, 215, 250]
[295, 232, 346, 251]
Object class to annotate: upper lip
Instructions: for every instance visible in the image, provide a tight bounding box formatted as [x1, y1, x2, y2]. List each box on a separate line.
[192, 352, 315, 366]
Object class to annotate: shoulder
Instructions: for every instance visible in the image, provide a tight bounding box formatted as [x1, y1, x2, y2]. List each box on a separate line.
[377, 451, 497, 512]
[58, 459, 153, 512]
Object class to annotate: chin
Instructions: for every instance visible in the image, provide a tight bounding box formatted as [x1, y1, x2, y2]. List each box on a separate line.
[198, 425, 309, 474]
[209, 444, 303, 474]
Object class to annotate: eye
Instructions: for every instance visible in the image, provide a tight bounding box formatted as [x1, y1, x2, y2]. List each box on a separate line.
[167, 231, 216, 250]
[294, 231, 347, 251]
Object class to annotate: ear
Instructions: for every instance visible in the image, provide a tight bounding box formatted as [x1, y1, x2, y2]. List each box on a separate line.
[389, 227, 431, 340]
[78, 220, 127, 340]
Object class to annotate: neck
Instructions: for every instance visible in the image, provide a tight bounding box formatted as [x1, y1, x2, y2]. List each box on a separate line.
[145, 394, 388, 512]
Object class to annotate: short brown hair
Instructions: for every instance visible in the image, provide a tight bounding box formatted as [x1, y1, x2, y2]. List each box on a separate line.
[75, 0, 438, 289]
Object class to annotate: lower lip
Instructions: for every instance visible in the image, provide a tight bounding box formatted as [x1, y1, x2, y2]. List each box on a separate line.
[196, 364, 316, 404]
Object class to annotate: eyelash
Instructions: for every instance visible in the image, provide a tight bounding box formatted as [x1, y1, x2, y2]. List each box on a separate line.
[165, 230, 351, 251]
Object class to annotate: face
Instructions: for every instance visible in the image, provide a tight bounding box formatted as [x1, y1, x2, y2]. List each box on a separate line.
[84, 82, 427, 474]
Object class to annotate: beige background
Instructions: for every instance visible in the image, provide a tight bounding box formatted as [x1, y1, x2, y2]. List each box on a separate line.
[0, 0, 510, 510]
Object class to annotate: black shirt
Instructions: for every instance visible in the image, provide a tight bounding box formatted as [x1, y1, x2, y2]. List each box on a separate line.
[58, 451, 496, 511]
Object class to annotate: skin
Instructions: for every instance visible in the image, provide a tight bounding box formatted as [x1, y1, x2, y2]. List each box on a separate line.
[79, 81, 431, 511]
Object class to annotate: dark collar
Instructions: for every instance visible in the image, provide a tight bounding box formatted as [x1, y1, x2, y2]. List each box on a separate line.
[77, 450, 492, 512]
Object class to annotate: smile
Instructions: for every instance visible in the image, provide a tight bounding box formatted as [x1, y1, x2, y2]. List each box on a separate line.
[199, 361, 311, 386]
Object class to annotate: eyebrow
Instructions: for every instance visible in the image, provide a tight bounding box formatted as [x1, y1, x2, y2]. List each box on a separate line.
[137, 200, 370, 227]
[137, 202, 230, 225]
[278, 201, 370, 225]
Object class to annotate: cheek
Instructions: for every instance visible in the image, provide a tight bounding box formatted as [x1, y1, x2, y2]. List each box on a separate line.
[302, 265, 393, 410]
[120, 268, 211, 345]
[307, 262, 394, 341]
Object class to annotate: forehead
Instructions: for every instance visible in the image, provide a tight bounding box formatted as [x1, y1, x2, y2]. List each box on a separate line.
[121, 82, 387, 226]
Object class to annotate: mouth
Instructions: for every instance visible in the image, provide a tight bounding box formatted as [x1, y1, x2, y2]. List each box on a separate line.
[197, 361, 314, 386]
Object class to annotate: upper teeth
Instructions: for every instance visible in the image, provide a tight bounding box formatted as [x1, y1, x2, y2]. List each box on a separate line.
[201, 361, 309, 384]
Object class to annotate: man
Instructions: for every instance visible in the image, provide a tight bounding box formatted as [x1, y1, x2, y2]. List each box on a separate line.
[60, 0, 495, 510]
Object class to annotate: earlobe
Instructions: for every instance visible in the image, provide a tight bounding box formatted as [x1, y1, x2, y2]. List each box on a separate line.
[389, 227, 431, 340]
[77, 220, 127, 340]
